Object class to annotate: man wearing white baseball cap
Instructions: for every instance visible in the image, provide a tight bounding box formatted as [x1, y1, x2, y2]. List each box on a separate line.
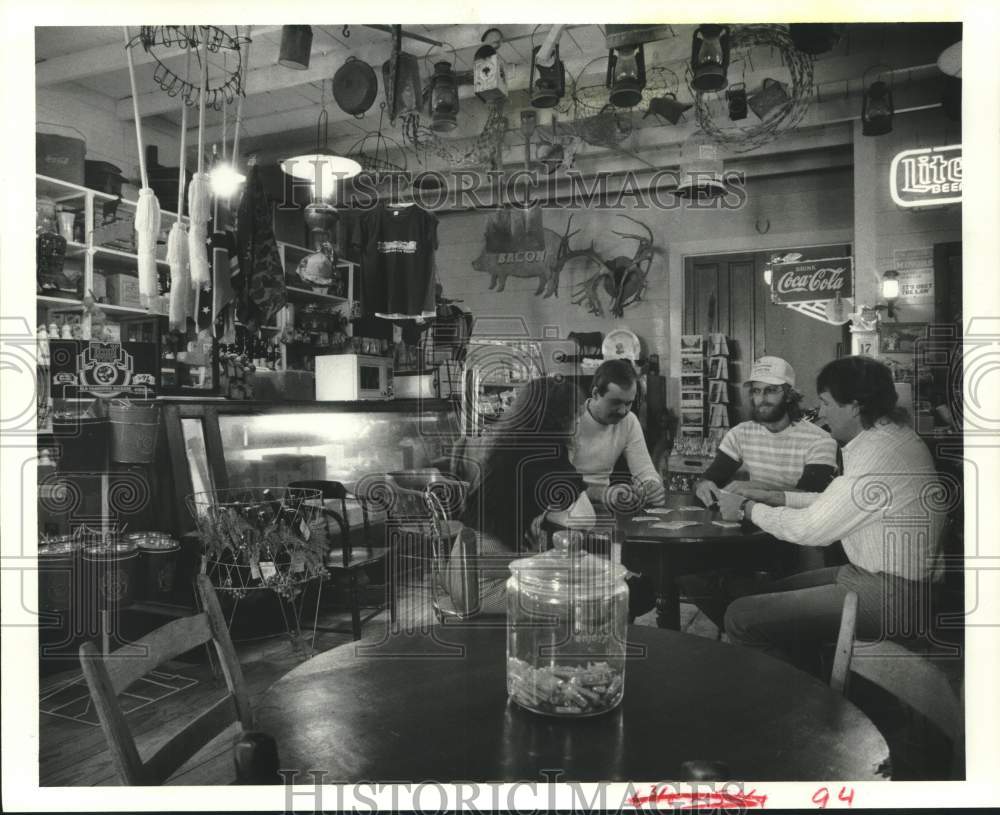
[694, 356, 838, 508]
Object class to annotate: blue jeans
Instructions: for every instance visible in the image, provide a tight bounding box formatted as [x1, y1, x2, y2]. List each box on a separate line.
[724, 565, 933, 672]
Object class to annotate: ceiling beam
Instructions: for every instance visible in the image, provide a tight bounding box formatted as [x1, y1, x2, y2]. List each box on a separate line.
[117, 24, 591, 121]
[36, 26, 282, 87]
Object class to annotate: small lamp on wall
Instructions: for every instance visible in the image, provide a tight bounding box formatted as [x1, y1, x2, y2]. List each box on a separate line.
[882, 269, 900, 317]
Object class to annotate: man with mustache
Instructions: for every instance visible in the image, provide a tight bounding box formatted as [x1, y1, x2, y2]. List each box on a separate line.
[694, 356, 838, 508]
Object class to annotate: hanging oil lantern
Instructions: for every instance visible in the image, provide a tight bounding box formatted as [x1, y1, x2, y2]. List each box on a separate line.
[530, 44, 566, 108]
[474, 41, 508, 102]
[430, 60, 459, 133]
[606, 44, 647, 108]
[862, 67, 894, 136]
[690, 24, 730, 92]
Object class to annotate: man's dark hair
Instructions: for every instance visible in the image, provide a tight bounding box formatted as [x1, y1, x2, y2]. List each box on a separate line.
[592, 359, 639, 396]
[784, 386, 805, 422]
[816, 356, 908, 428]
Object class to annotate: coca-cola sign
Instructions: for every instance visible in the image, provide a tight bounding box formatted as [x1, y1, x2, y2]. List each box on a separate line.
[770, 257, 853, 304]
[890, 144, 962, 208]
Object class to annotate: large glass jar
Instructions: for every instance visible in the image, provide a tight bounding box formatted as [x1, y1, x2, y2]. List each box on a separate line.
[506, 530, 628, 717]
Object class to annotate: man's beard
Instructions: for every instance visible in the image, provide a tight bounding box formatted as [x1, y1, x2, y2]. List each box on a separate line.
[753, 400, 789, 424]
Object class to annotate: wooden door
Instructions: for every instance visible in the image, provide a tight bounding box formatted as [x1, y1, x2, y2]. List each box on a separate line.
[684, 248, 850, 417]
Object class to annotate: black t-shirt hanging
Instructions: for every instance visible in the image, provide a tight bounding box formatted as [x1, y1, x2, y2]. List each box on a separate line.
[360, 204, 438, 319]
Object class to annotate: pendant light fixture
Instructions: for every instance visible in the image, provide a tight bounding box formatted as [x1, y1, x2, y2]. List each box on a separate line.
[606, 43, 647, 108]
[278, 26, 312, 71]
[281, 80, 361, 199]
[862, 66, 894, 136]
[429, 60, 459, 132]
[690, 25, 731, 93]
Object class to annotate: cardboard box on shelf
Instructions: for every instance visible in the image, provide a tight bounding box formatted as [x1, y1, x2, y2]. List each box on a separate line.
[104, 273, 141, 308]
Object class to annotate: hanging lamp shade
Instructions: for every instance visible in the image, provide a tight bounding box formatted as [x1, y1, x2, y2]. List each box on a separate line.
[862, 78, 894, 136]
[278, 26, 313, 71]
[675, 138, 726, 199]
[690, 25, 730, 93]
[429, 60, 459, 132]
[606, 44, 646, 108]
[280, 150, 362, 198]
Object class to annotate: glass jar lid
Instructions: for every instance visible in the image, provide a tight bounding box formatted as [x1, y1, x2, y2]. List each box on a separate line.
[507, 529, 626, 600]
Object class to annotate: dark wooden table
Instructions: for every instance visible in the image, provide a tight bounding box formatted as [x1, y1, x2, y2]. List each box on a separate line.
[618, 493, 787, 629]
[256, 624, 888, 783]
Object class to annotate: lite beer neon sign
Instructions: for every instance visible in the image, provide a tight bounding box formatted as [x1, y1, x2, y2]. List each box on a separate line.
[889, 144, 962, 208]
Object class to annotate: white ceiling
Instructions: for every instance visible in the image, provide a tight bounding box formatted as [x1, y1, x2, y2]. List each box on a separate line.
[35, 23, 961, 175]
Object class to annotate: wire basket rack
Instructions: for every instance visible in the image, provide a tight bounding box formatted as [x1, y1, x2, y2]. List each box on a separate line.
[185, 486, 328, 600]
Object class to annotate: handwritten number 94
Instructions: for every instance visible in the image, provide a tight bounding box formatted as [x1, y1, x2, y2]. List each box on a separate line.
[812, 787, 855, 807]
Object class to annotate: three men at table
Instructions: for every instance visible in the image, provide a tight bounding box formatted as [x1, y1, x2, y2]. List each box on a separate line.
[720, 356, 945, 670]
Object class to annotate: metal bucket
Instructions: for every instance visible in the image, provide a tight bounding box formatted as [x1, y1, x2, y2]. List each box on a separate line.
[129, 532, 181, 601]
[38, 535, 82, 613]
[83, 540, 139, 609]
[109, 400, 160, 463]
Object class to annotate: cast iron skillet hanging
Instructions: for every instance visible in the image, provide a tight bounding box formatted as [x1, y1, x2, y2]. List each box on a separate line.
[332, 56, 378, 117]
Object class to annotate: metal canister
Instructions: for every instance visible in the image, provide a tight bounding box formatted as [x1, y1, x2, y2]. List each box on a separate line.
[129, 532, 181, 601]
[38, 535, 81, 613]
[83, 539, 139, 609]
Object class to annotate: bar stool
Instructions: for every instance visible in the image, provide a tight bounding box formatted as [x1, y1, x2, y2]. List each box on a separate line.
[288, 480, 390, 640]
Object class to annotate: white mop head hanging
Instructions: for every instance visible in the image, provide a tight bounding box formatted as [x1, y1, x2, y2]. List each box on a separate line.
[135, 188, 162, 308]
[167, 221, 191, 331]
[188, 172, 211, 288]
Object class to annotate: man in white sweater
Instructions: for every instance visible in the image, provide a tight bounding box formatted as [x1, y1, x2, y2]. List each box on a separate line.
[571, 359, 666, 509]
[721, 356, 945, 672]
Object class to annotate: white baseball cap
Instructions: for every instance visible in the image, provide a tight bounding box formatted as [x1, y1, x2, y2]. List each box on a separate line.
[748, 356, 795, 387]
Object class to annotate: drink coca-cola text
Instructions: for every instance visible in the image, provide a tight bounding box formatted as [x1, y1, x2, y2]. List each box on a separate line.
[775, 266, 845, 295]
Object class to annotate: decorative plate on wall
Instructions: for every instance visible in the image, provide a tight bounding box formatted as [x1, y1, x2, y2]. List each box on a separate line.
[602, 329, 641, 361]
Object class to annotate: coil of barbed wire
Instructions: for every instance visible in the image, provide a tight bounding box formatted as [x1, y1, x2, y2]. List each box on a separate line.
[134, 25, 249, 110]
[692, 24, 814, 154]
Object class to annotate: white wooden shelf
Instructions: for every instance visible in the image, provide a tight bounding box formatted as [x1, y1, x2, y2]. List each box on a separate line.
[92, 246, 169, 267]
[37, 295, 83, 309]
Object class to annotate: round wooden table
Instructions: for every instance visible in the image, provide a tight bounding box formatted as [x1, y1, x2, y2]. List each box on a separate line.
[256, 624, 888, 783]
[619, 493, 786, 629]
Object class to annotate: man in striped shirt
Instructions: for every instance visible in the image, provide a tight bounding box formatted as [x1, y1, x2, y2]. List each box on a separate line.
[694, 356, 838, 507]
[721, 356, 945, 672]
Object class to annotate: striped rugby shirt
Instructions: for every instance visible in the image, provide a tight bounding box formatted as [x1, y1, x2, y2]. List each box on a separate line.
[719, 420, 838, 489]
[751, 420, 945, 583]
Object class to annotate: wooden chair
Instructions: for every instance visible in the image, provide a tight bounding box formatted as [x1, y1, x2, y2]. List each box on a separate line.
[289, 479, 390, 640]
[78, 574, 273, 785]
[830, 590, 964, 777]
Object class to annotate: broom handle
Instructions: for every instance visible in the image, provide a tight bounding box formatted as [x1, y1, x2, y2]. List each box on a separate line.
[122, 27, 149, 188]
[177, 46, 191, 216]
[231, 29, 250, 166]
[197, 29, 209, 174]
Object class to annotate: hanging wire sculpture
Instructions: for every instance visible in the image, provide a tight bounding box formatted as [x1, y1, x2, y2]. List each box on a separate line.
[691, 24, 815, 154]
[401, 98, 509, 170]
[133, 25, 250, 110]
[347, 104, 409, 178]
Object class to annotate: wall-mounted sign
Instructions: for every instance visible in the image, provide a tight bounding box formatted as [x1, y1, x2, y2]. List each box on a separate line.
[890, 144, 962, 208]
[770, 256, 853, 304]
[49, 340, 158, 399]
[893, 247, 935, 302]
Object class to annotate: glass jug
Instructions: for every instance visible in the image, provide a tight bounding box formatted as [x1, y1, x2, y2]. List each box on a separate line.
[506, 530, 628, 717]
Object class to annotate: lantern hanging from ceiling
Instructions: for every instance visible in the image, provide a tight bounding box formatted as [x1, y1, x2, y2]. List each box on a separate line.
[530, 44, 566, 108]
[429, 61, 459, 133]
[675, 135, 727, 199]
[690, 24, 731, 92]
[862, 67, 894, 136]
[606, 44, 647, 108]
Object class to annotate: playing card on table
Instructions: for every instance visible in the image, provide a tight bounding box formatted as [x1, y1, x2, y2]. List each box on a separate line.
[712, 521, 741, 528]
[677, 506, 704, 512]
[652, 521, 700, 530]
[632, 515, 660, 522]
[647, 508, 673, 515]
